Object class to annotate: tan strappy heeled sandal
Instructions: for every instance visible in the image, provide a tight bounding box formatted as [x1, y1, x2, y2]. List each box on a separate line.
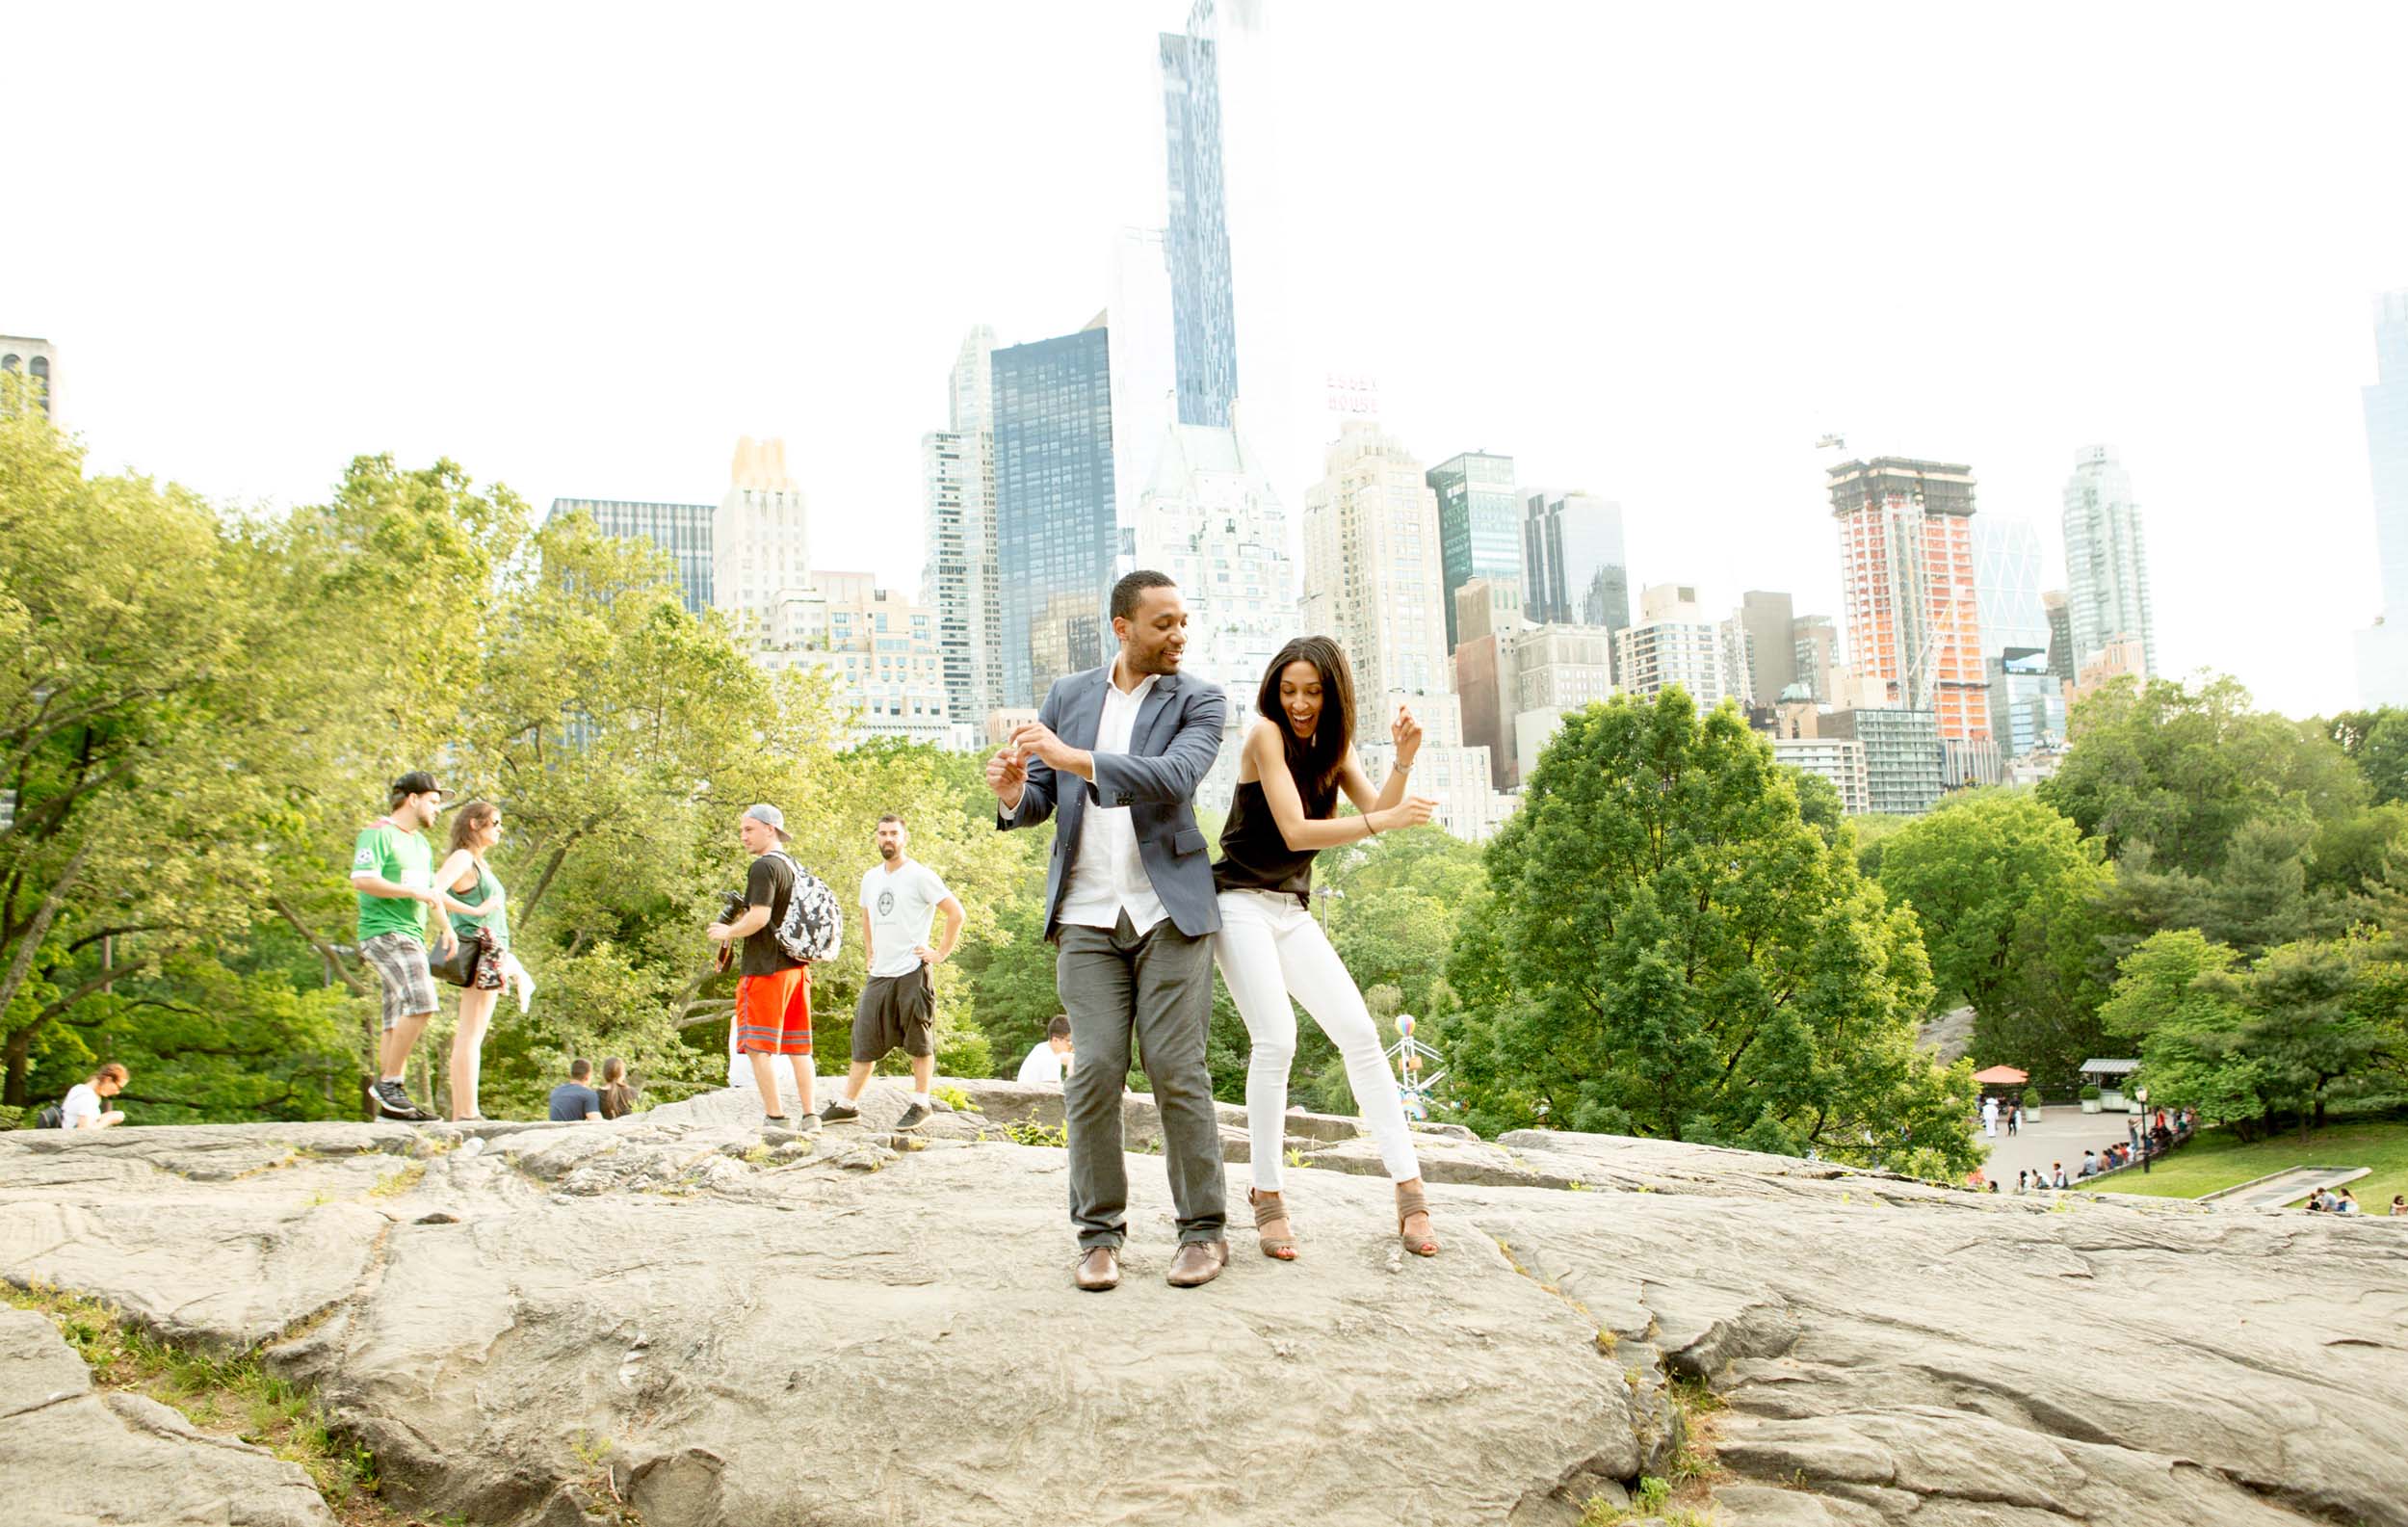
[1249, 1187, 1298, 1260]
[1396, 1180, 1439, 1257]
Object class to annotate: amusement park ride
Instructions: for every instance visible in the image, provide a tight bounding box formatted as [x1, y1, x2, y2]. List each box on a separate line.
[1384, 1014, 1447, 1120]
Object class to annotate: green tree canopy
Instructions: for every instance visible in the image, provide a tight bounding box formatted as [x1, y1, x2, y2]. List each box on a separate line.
[2040, 673, 2366, 877]
[1447, 691, 1976, 1178]
[1875, 790, 2113, 1093]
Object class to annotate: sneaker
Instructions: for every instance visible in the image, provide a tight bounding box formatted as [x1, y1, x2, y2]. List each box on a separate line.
[894, 1102, 931, 1131]
[798, 1112, 824, 1135]
[763, 1115, 792, 1132]
[374, 1081, 435, 1122]
[819, 1097, 860, 1125]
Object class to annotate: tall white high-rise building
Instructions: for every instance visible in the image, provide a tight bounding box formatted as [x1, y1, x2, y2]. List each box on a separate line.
[1130, 414, 1294, 812]
[923, 327, 1000, 746]
[2355, 292, 2408, 705]
[2060, 445, 2155, 681]
[1299, 419, 1449, 725]
[713, 436, 812, 648]
[1613, 584, 1753, 709]
[0, 335, 57, 418]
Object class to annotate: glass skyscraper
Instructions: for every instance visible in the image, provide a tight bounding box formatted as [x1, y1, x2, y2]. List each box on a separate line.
[993, 322, 1118, 707]
[547, 497, 715, 614]
[1522, 490, 1631, 641]
[1160, 17, 1237, 429]
[1428, 451, 1520, 655]
[2060, 445, 2155, 681]
[2356, 293, 2408, 705]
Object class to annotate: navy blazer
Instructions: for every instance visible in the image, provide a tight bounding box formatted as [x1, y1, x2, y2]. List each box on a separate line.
[996, 665, 1227, 940]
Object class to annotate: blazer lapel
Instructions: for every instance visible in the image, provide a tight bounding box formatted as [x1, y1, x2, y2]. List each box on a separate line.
[1132, 671, 1182, 753]
[1064, 668, 1109, 750]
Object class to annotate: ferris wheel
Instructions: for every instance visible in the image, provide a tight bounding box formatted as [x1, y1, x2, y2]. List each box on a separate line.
[1384, 1014, 1448, 1120]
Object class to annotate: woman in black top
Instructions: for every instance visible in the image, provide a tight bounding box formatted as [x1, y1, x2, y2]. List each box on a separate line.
[1212, 636, 1442, 1260]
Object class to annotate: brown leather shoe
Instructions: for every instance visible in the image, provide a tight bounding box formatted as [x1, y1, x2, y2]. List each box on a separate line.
[1075, 1246, 1121, 1292]
[1165, 1239, 1229, 1288]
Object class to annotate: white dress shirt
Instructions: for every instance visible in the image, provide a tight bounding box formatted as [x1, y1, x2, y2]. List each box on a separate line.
[1057, 671, 1168, 935]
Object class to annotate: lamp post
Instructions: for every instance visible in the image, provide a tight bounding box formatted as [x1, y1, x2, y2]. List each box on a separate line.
[2135, 1085, 2151, 1173]
[1312, 884, 1344, 931]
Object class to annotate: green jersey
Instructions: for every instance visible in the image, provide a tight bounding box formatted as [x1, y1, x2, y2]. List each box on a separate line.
[353, 820, 433, 942]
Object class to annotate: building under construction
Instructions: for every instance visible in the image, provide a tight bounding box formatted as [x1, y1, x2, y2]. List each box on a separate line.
[1827, 457, 1990, 743]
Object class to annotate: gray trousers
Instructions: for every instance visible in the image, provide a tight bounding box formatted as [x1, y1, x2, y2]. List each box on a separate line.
[1055, 911, 1226, 1250]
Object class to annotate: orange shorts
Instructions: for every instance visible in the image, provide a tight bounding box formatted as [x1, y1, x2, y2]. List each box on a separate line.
[734, 966, 812, 1056]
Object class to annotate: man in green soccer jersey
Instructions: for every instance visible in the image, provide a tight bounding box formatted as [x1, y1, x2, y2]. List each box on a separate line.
[351, 771, 469, 1121]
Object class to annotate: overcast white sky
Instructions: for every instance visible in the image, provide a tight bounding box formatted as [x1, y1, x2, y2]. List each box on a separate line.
[9, 1, 2404, 718]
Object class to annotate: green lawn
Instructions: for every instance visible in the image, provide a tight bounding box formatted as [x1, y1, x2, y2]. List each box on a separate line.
[2086, 1118, 2408, 1210]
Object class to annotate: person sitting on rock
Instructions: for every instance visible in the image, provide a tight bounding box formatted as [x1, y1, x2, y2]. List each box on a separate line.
[2390, 1196, 2406, 1217]
[548, 1059, 604, 1122]
[1016, 1015, 1075, 1085]
[598, 1057, 638, 1120]
[60, 1064, 130, 1130]
[2336, 1189, 2363, 1216]
[2079, 1149, 2099, 1178]
[2050, 1161, 2068, 1189]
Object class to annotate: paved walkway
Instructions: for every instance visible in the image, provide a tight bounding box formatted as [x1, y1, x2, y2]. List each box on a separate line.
[2200, 1166, 2370, 1210]
[1976, 1108, 2155, 1187]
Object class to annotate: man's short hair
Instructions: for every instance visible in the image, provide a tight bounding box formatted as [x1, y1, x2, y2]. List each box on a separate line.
[877, 813, 903, 828]
[1110, 569, 1176, 621]
[1047, 1014, 1072, 1040]
[569, 1058, 592, 1081]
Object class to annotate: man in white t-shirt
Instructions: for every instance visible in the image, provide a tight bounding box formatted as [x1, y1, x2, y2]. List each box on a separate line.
[60, 1064, 130, 1129]
[1016, 1015, 1075, 1085]
[819, 814, 963, 1132]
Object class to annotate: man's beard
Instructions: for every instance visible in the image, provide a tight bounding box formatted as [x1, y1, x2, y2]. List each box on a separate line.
[879, 843, 900, 861]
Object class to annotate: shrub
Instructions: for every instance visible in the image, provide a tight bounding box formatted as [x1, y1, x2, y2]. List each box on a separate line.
[2080, 1084, 2102, 1100]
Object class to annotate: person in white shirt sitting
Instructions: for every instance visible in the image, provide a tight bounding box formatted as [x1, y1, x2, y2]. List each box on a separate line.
[61, 1064, 129, 1130]
[1017, 1015, 1075, 1085]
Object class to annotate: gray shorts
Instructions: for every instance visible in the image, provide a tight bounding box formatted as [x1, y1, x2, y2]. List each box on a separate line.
[360, 932, 437, 1030]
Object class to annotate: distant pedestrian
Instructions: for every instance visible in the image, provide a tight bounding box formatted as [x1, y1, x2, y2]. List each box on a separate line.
[597, 1057, 638, 1120]
[1980, 1095, 1999, 1138]
[1017, 1015, 1075, 1085]
[548, 1059, 603, 1122]
[353, 771, 478, 1122]
[58, 1064, 130, 1130]
[706, 803, 823, 1133]
[2006, 1105, 2021, 1137]
[819, 814, 964, 1133]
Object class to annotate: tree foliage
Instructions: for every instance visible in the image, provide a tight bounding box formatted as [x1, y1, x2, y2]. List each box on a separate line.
[0, 406, 1044, 1119]
[1875, 791, 2113, 1093]
[1445, 692, 1976, 1177]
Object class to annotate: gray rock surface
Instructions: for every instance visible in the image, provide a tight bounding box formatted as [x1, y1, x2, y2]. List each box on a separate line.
[2, 1088, 2402, 1527]
[0, 1307, 334, 1526]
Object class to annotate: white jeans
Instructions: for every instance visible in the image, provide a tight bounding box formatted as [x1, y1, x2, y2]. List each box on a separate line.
[1212, 887, 1421, 1192]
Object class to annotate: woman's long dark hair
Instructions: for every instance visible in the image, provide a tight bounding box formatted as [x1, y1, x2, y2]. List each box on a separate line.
[1257, 636, 1355, 803]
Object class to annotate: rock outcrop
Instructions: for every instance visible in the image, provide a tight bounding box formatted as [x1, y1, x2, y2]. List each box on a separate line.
[2, 1079, 2402, 1527]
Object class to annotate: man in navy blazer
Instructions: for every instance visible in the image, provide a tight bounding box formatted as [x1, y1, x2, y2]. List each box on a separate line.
[988, 570, 1230, 1292]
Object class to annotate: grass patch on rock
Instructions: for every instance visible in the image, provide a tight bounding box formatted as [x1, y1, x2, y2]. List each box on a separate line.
[3, 1281, 405, 1524]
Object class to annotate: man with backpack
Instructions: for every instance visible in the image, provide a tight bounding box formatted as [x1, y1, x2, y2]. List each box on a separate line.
[707, 803, 838, 1132]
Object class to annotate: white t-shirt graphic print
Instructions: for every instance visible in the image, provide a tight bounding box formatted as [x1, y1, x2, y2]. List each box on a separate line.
[859, 860, 951, 980]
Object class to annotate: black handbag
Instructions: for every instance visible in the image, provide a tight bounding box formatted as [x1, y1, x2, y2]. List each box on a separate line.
[432, 926, 490, 987]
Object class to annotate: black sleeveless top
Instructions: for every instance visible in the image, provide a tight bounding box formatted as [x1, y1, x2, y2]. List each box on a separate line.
[1213, 772, 1337, 906]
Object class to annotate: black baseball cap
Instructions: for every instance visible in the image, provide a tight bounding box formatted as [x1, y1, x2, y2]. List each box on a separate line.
[389, 771, 449, 803]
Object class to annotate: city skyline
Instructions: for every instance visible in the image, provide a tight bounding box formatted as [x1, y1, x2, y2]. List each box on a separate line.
[8, 2, 2408, 718]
